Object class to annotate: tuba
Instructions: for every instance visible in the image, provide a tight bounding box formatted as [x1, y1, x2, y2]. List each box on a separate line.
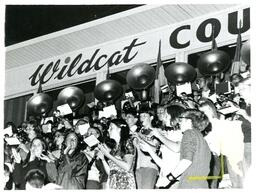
[164, 62, 196, 84]
[126, 63, 155, 101]
[94, 79, 123, 102]
[27, 93, 53, 116]
[57, 86, 85, 111]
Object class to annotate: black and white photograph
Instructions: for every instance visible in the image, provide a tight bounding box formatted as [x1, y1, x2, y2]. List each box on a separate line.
[1, 0, 254, 191]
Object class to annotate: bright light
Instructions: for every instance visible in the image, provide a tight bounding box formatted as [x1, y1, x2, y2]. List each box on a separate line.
[208, 54, 218, 63]
[32, 95, 42, 105]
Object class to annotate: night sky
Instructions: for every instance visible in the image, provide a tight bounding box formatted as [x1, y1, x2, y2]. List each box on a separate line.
[5, 5, 142, 46]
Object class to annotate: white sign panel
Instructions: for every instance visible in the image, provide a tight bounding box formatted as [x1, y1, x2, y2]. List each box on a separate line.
[5, 6, 250, 99]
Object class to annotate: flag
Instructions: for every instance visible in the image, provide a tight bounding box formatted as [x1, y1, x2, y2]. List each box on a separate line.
[153, 40, 167, 104]
[230, 20, 243, 75]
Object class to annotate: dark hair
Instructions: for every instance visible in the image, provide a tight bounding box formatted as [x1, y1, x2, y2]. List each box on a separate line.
[124, 108, 137, 117]
[166, 104, 186, 124]
[230, 73, 243, 81]
[180, 109, 210, 132]
[25, 169, 45, 188]
[4, 164, 10, 173]
[108, 119, 130, 156]
[139, 107, 155, 116]
[5, 122, 18, 134]
[23, 137, 48, 167]
[88, 126, 103, 143]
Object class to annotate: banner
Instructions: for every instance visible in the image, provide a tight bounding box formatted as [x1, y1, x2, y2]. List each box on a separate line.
[5, 6, 250, 99]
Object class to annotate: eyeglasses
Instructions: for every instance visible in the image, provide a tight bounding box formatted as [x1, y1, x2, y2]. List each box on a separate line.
[178, 116, 192, 121]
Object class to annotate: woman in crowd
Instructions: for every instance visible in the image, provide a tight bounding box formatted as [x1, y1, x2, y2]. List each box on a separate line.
[198, 100, 222, 188]
[12, 137, 57, 189]
[56, 132, 89, 189]
[83, 127, 108, 189]
[18, 120, 41, 162]
[166, 110, 211, 189]
[48, 129, 65, 160]
[98, 119, 136, 189]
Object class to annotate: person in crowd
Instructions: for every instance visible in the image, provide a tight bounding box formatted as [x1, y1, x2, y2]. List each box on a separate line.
[139, 104, 185, 189]
[236, 78, 251, 177]
[4, 164, 13, 190]
[84, 127, 108, 189]
[98, 119, 136, 189]
[48, 129, 65, 160]
[197, 77, 217, 103]
[56, 132, 88, 189]
[230, 73, 243, 88]
[199, 100, 245, 188]
[198, 100, 222, 188]
[25, 169, 45, 189]
[134, 107, 160, 189]
[124, 108, 139, 135]
[18, 120, 42, 162]
[166, 110, 211, 189]
[12, 137, 57, 189]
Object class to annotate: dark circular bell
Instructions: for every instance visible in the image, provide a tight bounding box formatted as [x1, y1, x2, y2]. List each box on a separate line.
[241, 41, 250, 65]
[197, 50, 231, 75]
[94, 79, 123, 102]
[57, 86, 85, 111]
[27, 93, 53, 116]
[126, 63, 155, 90]
[164, 62, 196, 84]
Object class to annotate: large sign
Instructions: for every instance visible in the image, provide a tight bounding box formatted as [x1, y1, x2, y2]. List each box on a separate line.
[5, 6, 250, 99]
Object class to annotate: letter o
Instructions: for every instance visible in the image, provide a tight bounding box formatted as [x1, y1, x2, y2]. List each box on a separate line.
[196, 18, 221, 43]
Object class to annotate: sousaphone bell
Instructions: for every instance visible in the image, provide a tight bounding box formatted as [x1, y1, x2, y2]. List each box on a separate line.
[94, 79, 123, 102]
[126, 63, 155, 101]
[164, 62, 196, 84]
[197, 25, 231, 76]
[57, 86, 85, 111]
[197, 50, 231, 76]
[27, 93, 53, 116]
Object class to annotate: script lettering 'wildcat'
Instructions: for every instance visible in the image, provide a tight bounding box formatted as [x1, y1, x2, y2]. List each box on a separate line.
[29, 38, 146, 86]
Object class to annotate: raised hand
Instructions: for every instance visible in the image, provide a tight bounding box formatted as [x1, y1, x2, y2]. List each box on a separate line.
[98, 144, 110, 156]
[151, 128, 162, 139]
[64, 145, 71, 155]
[11, 148, 21, 164]
[139, 139, 152, 153]
[19, 143, 29, 153]
[40, 153, 52, 163]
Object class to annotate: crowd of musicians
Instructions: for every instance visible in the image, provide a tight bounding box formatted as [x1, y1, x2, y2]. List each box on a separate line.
[4, 66, 251, 190]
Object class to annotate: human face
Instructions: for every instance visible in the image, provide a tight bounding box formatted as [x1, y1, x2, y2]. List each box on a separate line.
[54, 132, 64, 146]
[198, 78, 206, 89]
[140, 113, 152, 128]
[125, 114, 137, 127]
[26, 124, 37, 141]
[157, 107, 166, 122]
[108, 123, 120, 140]
[31, 139, 44, 157]
[87, 128, 100, 138]
[65, 133, 78, 150]
[178, 116, 193, 133]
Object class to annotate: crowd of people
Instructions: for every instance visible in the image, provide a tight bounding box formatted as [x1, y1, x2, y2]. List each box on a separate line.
[3, 71, 251, 189]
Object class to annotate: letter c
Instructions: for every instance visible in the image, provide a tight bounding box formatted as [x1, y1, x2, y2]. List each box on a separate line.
[170, 25, 190, 49]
